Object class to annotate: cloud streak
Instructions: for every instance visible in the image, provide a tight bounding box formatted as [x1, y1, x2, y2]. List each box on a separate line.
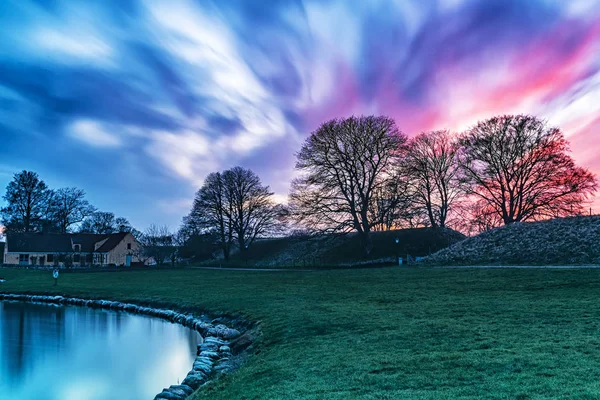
[0, 0, 599, 228]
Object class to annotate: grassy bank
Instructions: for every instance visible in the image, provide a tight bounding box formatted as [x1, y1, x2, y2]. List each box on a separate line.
[202, 227, 465, 268]
[424, 216, 600, 266]
[2, 267, 600, 399]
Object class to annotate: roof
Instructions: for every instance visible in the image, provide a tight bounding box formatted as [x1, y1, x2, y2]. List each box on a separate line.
[95, 232, 128, 252]
[6, 232, 131, 253]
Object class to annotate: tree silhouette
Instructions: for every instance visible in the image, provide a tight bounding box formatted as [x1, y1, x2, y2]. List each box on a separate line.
[50, 187, 96, 233]
[1, 170, 53, 233]
[290, 115, 409, 255]
[186, 167, 284, 260]
[458, 115, 597, 224]
[404, 130, 463, 228]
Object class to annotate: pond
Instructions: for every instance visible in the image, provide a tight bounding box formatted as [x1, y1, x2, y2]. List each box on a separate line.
[0, 301, 202, 400]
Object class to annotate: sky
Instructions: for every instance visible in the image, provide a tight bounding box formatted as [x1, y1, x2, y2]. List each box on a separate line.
[0, 0, 599, 231]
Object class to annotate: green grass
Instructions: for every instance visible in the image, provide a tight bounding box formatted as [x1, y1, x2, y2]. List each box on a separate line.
[2, 266, 600, 399]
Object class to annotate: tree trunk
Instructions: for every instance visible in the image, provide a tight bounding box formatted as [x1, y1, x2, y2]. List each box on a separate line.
[361, 230, 373, 257]
[223, 245, 230, 261]
[426, 202, 438, 228]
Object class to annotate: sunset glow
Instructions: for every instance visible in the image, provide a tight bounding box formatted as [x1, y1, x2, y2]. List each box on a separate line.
[0, 0, 599, 228]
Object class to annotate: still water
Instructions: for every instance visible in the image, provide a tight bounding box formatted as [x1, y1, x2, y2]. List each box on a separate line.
[0, 301, 202, 400]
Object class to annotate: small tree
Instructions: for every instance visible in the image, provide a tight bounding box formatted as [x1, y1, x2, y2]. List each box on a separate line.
[140, 225, 176, 266]
[459, 115, 597, 224]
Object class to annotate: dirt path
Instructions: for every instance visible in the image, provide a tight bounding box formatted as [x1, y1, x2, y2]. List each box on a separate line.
[437, 265, 600, 269]
[190, 266, 316, 272]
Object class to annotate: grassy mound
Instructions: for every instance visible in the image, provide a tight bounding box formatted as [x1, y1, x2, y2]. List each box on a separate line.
[207, 228, 465, 268]
[423, 216, 600, 266]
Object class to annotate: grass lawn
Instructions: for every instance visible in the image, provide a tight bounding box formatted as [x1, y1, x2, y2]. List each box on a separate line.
[2, 266, 600, 399]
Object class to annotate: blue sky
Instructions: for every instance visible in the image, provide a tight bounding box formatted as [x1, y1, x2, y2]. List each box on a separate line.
[1, 0, 599, 231]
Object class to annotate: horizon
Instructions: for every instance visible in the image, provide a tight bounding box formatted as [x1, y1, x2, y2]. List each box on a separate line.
[1, 0, 599, 231]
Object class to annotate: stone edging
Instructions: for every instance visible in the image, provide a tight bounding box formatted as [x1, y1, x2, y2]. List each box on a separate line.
[0, 294, 245, 400]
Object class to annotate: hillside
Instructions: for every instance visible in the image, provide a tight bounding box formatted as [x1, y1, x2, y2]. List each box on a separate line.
[422, 216, 600, 266]
[204, 228, 465, 268]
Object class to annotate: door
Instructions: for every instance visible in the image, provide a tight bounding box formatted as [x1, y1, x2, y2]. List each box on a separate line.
[125, 255, 132, 267]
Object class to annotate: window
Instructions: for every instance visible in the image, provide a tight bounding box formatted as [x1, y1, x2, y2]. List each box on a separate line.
[73, 254, 80, 263]
[127, 243, 132, 250]
[73, 244, 81, 252]
[86, 253, 93, 263]
[47, 254, 54, 263]
[19, 254, 29, 264]
[93, 253, 107, 265]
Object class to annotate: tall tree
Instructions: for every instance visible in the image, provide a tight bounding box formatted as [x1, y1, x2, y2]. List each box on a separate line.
[51, 187, 96, 233]
[404, 130, 463, 228]
[290, 115, 408, 255]
[1, 170, 53, 232]
[458, 115, 597, 225]
[223, 166, 283, 251]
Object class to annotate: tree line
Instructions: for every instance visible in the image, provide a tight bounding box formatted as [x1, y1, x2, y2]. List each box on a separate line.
[0, 172, 138, 235]
[0, 173, 177, 265]
[180, 114, 597, 258]
[2, 113, 596, 261]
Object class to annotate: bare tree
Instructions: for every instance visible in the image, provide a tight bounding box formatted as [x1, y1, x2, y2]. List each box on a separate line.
[290, 115, 408, 255]
[187, 172, 234, 260]
[186, 167, 284, 260]
[370, 179, 415, 231]
[51, 187, 96, 233]
[140, 224, 176, 265]
[222, 167, 284, 251]
[79, 212, 137, 235]
[1, 170, 53, 232]
[404, 130, 463, 228]
[458, 115, 597, 224]
[79, 212, 117, 234]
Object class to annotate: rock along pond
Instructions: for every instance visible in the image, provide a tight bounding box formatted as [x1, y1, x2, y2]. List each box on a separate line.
[0, 301, 202, 400]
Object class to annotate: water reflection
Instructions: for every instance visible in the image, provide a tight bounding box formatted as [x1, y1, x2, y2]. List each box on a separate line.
[0, 301, 202, 400]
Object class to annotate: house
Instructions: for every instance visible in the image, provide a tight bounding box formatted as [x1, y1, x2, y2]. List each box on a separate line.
[2, 232, 144, 267]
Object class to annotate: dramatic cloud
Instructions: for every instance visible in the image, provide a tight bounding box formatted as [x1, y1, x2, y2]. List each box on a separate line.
[0, 0, 598, 229]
